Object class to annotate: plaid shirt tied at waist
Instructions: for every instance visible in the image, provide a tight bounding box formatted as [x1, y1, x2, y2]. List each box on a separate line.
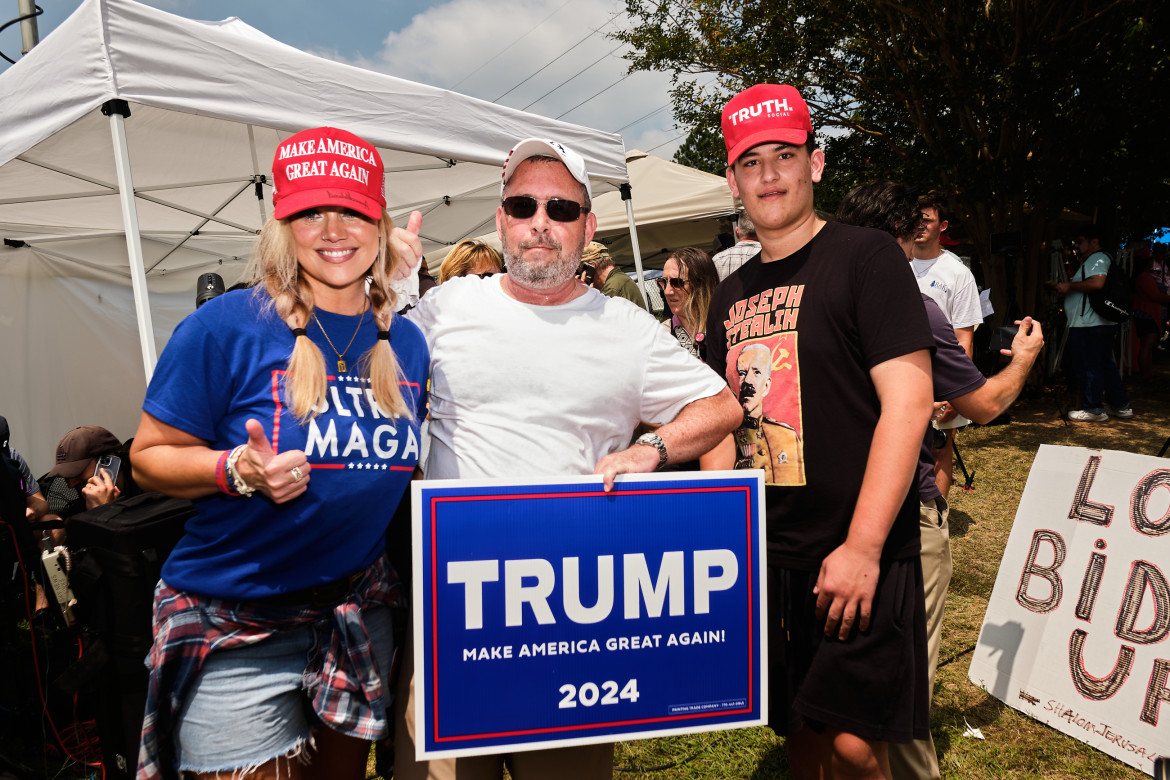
[137, 554, 401, 780]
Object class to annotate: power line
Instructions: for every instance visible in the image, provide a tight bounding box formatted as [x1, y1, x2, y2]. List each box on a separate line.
[607, 74, 721, 143]
[555, 69, 632, 120]
[449, 0, 572, 90]
[493, 8, 625, 103]
[646, 133, 684, 155]
[521, 42, 624, 111]
[615, 104, 669, 133]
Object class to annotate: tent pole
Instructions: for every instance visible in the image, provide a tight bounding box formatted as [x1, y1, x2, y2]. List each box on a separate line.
[17, 0, 40, 54]
[104, 99, 158, 380]
[620, 183, 648, 311]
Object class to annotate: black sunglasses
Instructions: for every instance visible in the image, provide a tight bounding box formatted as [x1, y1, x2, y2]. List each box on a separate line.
[501, 196, 588, 222]
[476, 271, 496, 278]
[656, 276, 688, 291]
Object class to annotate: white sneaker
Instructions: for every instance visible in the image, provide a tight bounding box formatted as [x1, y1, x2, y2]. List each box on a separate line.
[1068, 409, 1108, 422]
[1105, 404, 1134, 419]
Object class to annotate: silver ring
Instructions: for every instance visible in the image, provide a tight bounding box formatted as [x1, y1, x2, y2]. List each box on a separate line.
[291, 466, 304, 483]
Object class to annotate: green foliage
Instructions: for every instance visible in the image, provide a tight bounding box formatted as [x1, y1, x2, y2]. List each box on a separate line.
[617, 0, 1170, 313]
[673, 122, 726, 177]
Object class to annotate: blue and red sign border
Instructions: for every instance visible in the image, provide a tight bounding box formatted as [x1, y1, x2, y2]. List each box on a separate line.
[411, 470, 767, 759]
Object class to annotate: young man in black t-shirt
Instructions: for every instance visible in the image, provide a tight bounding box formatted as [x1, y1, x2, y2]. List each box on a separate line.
[707, 84, 935, 779]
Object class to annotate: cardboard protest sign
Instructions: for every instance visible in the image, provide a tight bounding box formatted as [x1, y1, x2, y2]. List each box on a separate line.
[970, 445, 1170, 774]
[411, 471, 766, 759]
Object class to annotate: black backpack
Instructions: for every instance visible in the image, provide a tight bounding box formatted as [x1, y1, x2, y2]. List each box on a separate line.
[1082, 255, 1133, 323]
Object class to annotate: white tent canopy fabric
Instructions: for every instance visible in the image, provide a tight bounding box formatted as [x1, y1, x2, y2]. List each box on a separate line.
[0, 0, 630, 472]
[593, 150, 736, 270]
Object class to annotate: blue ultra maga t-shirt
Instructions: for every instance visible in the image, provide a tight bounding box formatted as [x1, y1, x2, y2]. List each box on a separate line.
[143, 289, 428, 599]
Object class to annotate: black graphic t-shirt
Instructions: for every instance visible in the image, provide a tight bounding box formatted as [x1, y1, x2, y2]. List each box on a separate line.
[706, 221, 933, 569]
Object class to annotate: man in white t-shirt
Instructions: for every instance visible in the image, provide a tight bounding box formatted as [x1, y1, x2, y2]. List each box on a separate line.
[391, 138, 741, 780]
[912, 193, 983, 498]
[911, 193, 982, 355]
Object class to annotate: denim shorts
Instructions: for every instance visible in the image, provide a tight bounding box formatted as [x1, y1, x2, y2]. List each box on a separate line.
[174, 605, 394, 774]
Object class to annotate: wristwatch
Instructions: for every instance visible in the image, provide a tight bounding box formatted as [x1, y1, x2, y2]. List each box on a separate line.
[634, 432, 668, 470]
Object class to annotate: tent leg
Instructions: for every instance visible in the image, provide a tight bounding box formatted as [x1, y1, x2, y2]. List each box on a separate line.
[104, 100, 158, 381]
[621, 184, 648, 311]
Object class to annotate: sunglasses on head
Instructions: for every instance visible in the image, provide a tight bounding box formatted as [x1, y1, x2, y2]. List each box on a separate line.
[501, 196, 588, 222]
[656, 276, 688, 291]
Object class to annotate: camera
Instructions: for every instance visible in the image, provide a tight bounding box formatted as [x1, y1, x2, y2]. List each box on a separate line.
[577, 262, 596, 284]
[196, 272, 226, 308]
[94, 454, 121, 484]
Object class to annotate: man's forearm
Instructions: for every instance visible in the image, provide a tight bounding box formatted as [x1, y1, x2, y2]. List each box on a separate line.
[1060, 275, 1105, 294]
[953, 358, 1030, 424]
[843, 352, 932, 554]
[955, 326, 975, 358]
[655, 388, 741, 466]
[698, 434, 735, 471]
[26, 492, 49, 520]
[845, 402, 929, 554]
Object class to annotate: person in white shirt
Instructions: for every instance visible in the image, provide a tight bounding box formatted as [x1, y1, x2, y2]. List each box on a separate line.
[712, 210, 761, 281]
[911, 192, 983, 497]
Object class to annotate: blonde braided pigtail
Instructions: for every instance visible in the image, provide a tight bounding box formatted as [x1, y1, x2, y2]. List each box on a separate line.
[359, 213, 412, 419]
[252, 218, 330, 422]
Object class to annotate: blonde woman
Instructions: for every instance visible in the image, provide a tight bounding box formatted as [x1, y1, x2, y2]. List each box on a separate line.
[659, 246, 719, 360]
[131, 127, 428, 780]
[437, 239, 503, 284]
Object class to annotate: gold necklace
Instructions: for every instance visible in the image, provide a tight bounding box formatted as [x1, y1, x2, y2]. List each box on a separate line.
[312, 305, 365, 373]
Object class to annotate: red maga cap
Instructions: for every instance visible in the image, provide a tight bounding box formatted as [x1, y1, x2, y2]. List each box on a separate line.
[272, 127, 386, 221]
[721, 84, 812, 166]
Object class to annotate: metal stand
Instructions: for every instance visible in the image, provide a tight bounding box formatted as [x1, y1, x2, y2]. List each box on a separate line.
[1047, 248, 1070, 378]
[952, 437, 976, 491]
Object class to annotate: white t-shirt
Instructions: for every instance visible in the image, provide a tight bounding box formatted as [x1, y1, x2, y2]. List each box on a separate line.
[910, 250, 983, 330]
[405, 275, 727, 479]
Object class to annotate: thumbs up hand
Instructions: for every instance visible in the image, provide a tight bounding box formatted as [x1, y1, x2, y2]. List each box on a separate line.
[389, 210, 424, 281]
[235, 418, 310, 503]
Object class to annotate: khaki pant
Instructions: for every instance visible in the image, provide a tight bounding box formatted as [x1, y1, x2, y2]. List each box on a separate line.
[889, 497, 951, 780]
[393, 618, 614, 780]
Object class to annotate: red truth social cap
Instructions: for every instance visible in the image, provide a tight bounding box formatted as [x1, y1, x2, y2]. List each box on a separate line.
[272, 127, 386, 221]
[721, 84, 813, 166]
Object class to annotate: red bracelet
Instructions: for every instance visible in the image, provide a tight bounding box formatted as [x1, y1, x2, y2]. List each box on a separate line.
[215, 449, 238, 496]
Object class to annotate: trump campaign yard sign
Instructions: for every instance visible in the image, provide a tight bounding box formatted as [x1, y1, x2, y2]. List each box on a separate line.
[970, 445, 1170, 774]
[411, 471, 766, 759]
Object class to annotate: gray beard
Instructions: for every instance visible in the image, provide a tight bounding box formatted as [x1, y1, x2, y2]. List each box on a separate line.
[502, 234, 585, 290]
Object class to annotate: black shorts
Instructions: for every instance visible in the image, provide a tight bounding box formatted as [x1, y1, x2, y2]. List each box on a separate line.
[1134, 316, 1160, 339]
[766, 558, 929, 744]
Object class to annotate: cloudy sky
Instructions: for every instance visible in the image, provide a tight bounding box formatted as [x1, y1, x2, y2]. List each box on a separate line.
[0, 0, 691, 157]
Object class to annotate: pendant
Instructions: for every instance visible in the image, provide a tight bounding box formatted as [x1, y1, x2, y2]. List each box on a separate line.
[337, 359, 347, 373]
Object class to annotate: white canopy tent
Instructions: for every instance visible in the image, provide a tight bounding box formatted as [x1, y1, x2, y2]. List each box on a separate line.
[593, 150, 737, 270]
[0, 0, 632, 472]
[427, 149, 737, 271]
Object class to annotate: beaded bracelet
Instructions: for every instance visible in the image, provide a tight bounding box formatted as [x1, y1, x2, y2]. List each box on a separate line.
[224, 444, 256, 498]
